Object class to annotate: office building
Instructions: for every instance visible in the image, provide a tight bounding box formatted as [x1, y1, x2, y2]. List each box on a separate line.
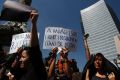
[80, 0, 120, 61]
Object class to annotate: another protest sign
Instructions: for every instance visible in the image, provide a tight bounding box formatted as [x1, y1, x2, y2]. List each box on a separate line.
[9, 32, 39, 54]
[43, 27, 77, 51]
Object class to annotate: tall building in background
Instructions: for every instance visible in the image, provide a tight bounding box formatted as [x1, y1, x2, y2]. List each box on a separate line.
[80, 0, 120, 62]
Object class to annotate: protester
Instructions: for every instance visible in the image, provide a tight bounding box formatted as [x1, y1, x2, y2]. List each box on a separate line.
[45, 47, 58, 80]
[18, 11, 47, 80]
[56, 47, 73, 80]
[3, 11, 48, 80]
[81, 53, 119, 80]
[45, 47, 82, 80]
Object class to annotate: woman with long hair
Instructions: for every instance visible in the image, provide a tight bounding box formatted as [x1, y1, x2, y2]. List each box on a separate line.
[81, 53, 119, 80]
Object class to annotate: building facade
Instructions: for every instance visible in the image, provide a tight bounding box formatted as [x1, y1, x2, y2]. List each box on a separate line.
[80, 0, 120, 61]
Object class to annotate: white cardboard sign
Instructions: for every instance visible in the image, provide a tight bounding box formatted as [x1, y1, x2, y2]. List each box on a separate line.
[43, 27, 77, 51]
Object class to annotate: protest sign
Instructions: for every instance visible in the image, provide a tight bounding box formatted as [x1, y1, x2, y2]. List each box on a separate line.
[9, 32, 39, 54]
[43, 27, 77, 51]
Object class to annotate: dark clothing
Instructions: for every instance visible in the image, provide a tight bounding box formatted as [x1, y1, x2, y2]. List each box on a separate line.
[10, 62, 37, 80]
[81, 55, 120, 80]
[29, 45, 47, 80]
[91, 75, 109, 80]
[10, 45, 47, 80]
[19, 64, 38, 80]
[0, 57, 6, 65]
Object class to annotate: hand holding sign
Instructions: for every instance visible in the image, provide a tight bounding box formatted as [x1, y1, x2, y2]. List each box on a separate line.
[9, 33, 39, 54]
[60, 47, 69, 59]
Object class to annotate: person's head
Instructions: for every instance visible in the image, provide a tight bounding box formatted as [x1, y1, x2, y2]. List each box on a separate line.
[94, 53, 105, 70]
[19, 47, 30, 69]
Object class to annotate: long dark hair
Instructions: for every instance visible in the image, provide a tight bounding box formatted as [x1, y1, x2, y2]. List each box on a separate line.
[81, 53, 119, 80]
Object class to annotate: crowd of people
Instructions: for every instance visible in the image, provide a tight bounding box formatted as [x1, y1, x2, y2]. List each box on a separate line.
[0, 7, 120, 80]
[45, 47, 81, 80]
[0, 11, 82, 80]
[0, 11, 47, 80]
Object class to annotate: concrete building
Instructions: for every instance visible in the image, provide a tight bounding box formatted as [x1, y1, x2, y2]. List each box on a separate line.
[80, 0, 120, 61]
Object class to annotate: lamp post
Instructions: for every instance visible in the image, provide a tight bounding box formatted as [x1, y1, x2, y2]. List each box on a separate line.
[84, 33, 91, 61]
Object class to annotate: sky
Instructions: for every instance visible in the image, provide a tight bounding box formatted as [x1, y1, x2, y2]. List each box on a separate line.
[0, 0, 120, 71]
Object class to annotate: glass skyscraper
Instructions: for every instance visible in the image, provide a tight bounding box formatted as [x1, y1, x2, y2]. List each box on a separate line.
[80, 0, 120, 61]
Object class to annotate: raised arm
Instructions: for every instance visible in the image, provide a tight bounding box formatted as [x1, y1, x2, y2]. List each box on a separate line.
[61, 48, 72, 79]
[29, 11, 48, 80]
[84, 34, 91, 61]
[85, 69, 90, 80]
[48, 47, 58, 79]
[30, 11, 39, 47]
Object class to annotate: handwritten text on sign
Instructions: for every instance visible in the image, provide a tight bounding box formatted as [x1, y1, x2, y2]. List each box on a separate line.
[9, 33, 39, 54]
[43, 27, 77, 51]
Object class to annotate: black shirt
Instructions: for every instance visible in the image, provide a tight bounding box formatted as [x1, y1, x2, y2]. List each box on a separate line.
[91, 75, 109, 80]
